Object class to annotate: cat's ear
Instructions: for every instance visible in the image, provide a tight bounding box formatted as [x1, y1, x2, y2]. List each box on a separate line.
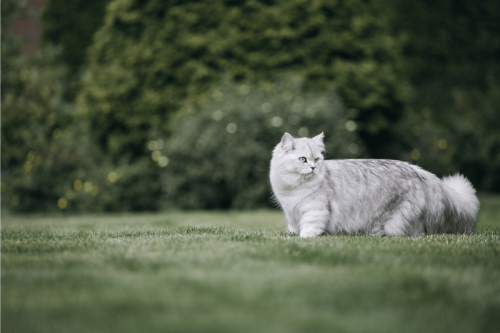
[313, 132, 325, 152]
[281, 132, 295, 152]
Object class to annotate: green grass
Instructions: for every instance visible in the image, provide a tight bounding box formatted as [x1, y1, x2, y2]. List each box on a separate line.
[2, 195, 500, 333]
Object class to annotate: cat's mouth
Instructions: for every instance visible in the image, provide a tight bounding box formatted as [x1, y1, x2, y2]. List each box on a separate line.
[303, 170, 316, 177]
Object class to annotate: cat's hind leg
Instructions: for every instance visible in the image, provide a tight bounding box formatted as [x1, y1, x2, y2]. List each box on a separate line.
[381, 200, 425, 236]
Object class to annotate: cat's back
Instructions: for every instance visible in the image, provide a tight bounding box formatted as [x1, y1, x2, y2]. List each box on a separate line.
[323, 158, 438, 187]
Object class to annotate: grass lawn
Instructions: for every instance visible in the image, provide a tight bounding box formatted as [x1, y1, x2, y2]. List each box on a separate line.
[2, 195, 500, 333]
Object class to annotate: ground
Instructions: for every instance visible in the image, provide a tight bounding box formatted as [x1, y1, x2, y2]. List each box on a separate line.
[2, 195, 500, 333]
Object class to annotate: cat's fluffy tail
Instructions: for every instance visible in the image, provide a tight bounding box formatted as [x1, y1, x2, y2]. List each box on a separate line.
[441, 174, 480, 233]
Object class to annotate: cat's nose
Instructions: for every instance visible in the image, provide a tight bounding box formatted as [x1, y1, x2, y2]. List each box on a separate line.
[311, 166, 316, 170]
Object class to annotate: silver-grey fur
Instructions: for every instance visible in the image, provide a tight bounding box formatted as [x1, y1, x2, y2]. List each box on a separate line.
[270, 132, 480, 237]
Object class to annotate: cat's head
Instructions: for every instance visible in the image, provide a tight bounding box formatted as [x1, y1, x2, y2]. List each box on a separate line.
[273, 132, 325, 176]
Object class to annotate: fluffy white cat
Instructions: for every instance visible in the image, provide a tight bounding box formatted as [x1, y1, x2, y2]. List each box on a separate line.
[270, 132, 479, 237]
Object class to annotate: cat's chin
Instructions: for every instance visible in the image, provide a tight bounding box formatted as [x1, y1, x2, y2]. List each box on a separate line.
[301, 172, 315, 178]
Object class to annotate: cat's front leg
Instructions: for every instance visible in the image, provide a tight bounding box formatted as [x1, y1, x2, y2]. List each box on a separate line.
[299, 210, 329, 238]
[288, 224, 299, 234]
[285, 212, 299, 234]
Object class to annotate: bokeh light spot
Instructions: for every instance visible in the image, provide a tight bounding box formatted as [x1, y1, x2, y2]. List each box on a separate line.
[226, 123, 237, 133]
[91, 186, 99, 196]
[158, 156, 169, 167]
[438, 139, 448, 149]
[74, 179, 83, 191]
[152, 150, 161, 161]
[108, 172, 119, 183]
[12, 195, 20, 207]
[57, 198, 68, 210]
[298, 127, 309, 137]
[1, 182, 6, 193]
[212, 110, 223, 121]
[345, 120, 357, 131]
[24, 161, 32, 172]
[348, 143, 359, 154]
[83, 181, 92, 193]
[271, 117, 283, 127]
[411, 149, 421, 160]
[305, 108, 315, 118]
[148, 140, 156, 151]
[261, 103, 273, 113]
[27, 151, 36, 162]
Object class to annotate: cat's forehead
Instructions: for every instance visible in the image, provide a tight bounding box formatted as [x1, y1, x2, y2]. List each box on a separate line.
[294, 138, 322, 156]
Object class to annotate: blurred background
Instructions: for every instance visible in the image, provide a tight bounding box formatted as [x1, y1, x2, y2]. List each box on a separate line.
[2, 0, 499, 213]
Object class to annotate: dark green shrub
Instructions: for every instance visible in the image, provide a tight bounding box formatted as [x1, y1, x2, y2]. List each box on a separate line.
[79, 0, 406, 165]
[41, 0, 112, 73]
[400, 80, 500, 191]
[1, 46, 86, 211]
[380, 0, 500, 81]
[158, 75, 364, 209]
[1, 47, 161, 212]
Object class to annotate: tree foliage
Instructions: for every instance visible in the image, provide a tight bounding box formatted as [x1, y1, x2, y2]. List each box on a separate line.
[380, 0, 500, 81]
[4, 0, 499, 213]
[1, 46, 162, 212]
[79, 0, 406, 163]
[40, 0, 112, 73]
[379, 0, 500, 191]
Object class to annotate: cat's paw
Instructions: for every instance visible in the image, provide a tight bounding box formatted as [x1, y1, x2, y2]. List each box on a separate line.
[299, 229, 321, 238]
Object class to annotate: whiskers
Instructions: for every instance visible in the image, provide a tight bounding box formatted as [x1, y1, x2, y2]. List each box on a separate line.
[269, 191, 282, 208]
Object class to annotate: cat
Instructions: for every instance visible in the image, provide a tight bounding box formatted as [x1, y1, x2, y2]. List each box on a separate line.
[269, 132, 479, 237]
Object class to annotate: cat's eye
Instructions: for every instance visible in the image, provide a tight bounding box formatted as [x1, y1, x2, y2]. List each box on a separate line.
[299, 157, 307, 163]
[314, 158, 319, 163]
